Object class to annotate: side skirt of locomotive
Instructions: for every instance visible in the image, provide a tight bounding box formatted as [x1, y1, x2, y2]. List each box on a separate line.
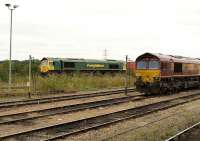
[136, 75, 200, 94]
[41, 70, 125, 76]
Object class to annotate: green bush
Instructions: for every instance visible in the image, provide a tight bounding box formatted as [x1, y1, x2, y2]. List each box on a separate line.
[0, 60, 40, 82]
[35, 73, 134, 93]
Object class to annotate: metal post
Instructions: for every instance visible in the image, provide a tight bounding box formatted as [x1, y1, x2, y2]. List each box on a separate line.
[8, 9, 13, 93]
[125, 55, 128, 95]
[5, 4, 19, 94]
[28, 55, 32, 97]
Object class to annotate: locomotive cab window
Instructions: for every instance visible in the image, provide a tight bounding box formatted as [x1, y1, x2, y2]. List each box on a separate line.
[149, 61, 160, 69]
[109, 64, 119, 69]
[64, 62, 75, 68]
[174, 63, 182, 73]
[41, 60, 48, 66]
[137, 61, 147, 69]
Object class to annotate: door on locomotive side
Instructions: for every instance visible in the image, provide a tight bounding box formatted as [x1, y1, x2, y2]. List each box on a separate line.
[53, 60, 62, 71]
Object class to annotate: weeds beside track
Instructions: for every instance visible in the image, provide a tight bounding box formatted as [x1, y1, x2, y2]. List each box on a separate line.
[0, 88, 135, 108]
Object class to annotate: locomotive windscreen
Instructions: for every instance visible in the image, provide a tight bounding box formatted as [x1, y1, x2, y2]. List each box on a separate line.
[137, 61, 147, 69]
[137, 60, 159, 70]
[149, 61, 160, 69]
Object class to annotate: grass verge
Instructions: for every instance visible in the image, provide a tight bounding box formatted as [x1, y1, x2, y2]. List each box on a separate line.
[0, 73, 134, 98]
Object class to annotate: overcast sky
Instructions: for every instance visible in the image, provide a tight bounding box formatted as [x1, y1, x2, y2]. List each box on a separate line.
[0, 0, 200, 61]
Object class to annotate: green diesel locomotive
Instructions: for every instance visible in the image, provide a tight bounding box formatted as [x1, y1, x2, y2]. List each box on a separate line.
[40, 58, 125, 74]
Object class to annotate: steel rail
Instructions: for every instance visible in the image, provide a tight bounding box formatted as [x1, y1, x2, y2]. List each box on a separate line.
[0, 88, 135, 108]
[165, 121, 200, 141]
[44, 93, 200, 141]
[1, 92, 200, 141]
[0, 95, 145, 125]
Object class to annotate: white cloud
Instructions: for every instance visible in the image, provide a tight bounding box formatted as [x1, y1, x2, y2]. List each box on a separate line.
[0, 0, 199, 61]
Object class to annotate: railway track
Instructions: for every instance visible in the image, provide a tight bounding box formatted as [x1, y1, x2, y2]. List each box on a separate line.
[165, 121, 200, 141]
[0, 88, 135, 108]
[1, 92, 200, 141]
[0, 94, 145, 125]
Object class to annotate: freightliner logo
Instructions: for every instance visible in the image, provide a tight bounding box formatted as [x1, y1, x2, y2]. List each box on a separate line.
[87, 64, 105, 68]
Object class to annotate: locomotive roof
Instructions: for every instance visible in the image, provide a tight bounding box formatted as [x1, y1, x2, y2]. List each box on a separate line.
[136, 53, 200, 64]
[41, 57, 124, 63]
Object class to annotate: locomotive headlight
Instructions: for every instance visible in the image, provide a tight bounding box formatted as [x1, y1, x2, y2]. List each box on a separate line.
[153, 76, 160, 81]
[135, 73, 142, 80]
[135, 73, 141, 77]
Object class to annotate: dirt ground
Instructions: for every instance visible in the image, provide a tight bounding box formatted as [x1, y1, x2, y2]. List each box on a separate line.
[0, 87, 131, 103]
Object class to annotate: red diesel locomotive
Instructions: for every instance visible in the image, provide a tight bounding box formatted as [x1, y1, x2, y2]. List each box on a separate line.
[135, 53, 200, 94]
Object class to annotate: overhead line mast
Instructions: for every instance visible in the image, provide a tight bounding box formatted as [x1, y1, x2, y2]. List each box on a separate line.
[104, 49, 108, 60]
